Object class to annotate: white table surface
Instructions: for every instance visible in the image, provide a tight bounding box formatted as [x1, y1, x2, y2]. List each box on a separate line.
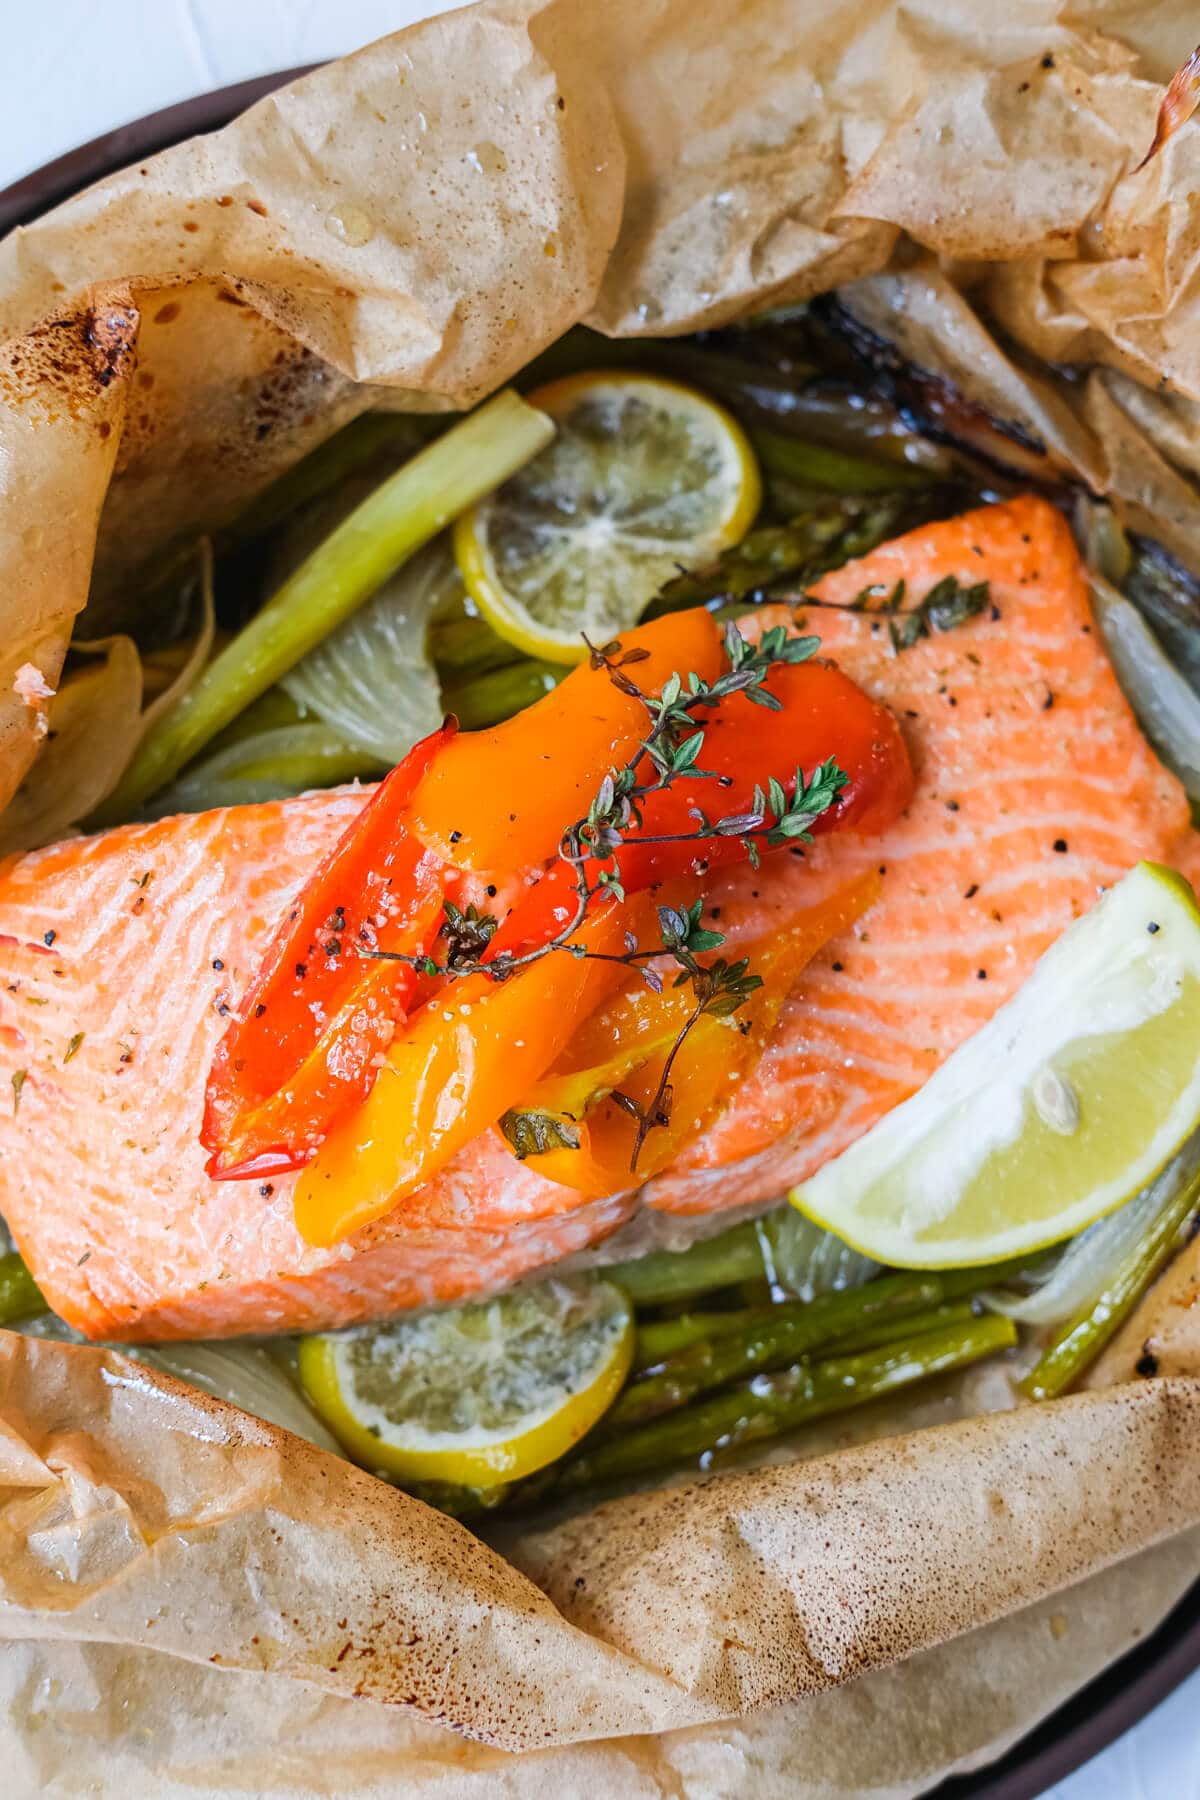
[1, 3, 1197, 1795]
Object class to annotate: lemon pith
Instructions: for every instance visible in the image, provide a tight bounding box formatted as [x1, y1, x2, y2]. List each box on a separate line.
[454, 369, 761, 663]
[791, 862, 1200, 1269]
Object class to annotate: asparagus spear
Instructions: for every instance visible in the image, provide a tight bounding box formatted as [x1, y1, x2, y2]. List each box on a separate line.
[633, 1298, 981, 1376]
[822, 1299, 978, 1357]
[94, 390, 555, 821]
[0, 1253, 45, 1326]
[641, 488, 968, 620]
[441, 659, 565, 730]
[605, 1263, 1028, 1431]
[217, 412, 436, 552]
[556, 1314, 1018, 1492]
[634, 1306, 762, 1370]
[604, 1221, 767, 1309]
[751, 428, 931, 495]
[1022, 1168, 1200, 1400]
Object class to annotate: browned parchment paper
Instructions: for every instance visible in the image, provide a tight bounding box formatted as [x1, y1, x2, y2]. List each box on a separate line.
[4, 2, 1200, 1793]
[3, 1330, 1200, 1795]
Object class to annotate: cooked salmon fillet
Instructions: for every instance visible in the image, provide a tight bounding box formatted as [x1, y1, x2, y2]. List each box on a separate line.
[0, 496, 1194, 1339]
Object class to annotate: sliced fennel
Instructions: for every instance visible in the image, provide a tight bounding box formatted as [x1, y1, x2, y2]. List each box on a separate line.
[282, 540, 463, 765]
[145, 723, 382, 818]
[754, 1208, 878, 1301]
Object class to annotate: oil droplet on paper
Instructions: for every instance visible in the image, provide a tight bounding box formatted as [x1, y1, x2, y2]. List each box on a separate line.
[325, 205, 375, 248]
[468, 140, 508, 176]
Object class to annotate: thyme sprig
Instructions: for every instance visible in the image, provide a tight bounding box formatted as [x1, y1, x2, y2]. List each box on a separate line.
[795, 574, 991, 653]
[610, 899, 766, 1170]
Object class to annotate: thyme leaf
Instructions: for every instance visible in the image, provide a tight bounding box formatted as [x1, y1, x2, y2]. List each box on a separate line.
[499, 1108, 581, 1161]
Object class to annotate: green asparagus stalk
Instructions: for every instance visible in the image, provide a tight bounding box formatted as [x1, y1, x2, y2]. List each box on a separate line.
[94, 389, 555, 821]
[441, 659, 565, 730]
[641, 488, 967, 620]
[605, 1264, 1026, 1431]
[751, 428, 931, 495]
[429, 612, 525, 679]
[556, 1314, 1018, 1492]
[822, 1299, 979, 1357]
[0, 1253, 45, 1326]
[217, 412, 438, 551]
[633, 1306, 762, 1370]
[634, 1294, 984, 1376]
[1022, 1168, 1200, 1400]
[604, 1221, 767, 1309]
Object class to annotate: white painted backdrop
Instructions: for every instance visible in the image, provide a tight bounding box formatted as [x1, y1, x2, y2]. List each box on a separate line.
[0, 3, 1196, 1794]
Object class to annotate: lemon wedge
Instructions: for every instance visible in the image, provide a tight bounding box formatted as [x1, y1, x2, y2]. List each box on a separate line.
[791, 863, 1200, 1268]
[297, 1278, 632, 1486]
[453, 370, 760, 663]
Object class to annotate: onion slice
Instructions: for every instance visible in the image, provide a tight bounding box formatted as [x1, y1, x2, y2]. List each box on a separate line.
[1090, 572, 1200, 802]
[136, 1341, 343, 1456]
[0, 635, 144, 854]
[985, 1129, 1200, 1327]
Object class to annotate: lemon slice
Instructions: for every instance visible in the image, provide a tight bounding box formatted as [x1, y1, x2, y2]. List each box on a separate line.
[296, 1278, 632, 1485]
[453, 371, 761, 663]
[791, 862, 1200, 1268]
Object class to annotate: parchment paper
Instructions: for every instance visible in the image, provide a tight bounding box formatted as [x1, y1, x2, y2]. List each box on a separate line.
[3, 3, 1200, 1794]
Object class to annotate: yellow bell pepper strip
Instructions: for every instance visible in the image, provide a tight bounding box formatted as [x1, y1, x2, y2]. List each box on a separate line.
[292, 887, 665, 1246]
[502, 874, 879, 1198]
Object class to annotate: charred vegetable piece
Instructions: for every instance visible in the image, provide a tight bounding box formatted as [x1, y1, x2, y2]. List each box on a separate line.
[1124, 534, 1200, 692]
[292, 886, 667, 1246]
[286, 617, 911, 1243]
[408, 609, 724, 870]
[503, 876, 877, 1196]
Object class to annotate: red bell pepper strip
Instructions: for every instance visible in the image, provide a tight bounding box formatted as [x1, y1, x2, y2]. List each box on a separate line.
[486, 656, 912, 962]
[201, 723, 451, 1178]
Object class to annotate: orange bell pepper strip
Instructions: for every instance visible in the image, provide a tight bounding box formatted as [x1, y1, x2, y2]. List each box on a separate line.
[201, 723, 451, 1179]
[504, 874, 879, 1198]
[406, 609, 724, 869]
[292, 887, 667, 1247]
